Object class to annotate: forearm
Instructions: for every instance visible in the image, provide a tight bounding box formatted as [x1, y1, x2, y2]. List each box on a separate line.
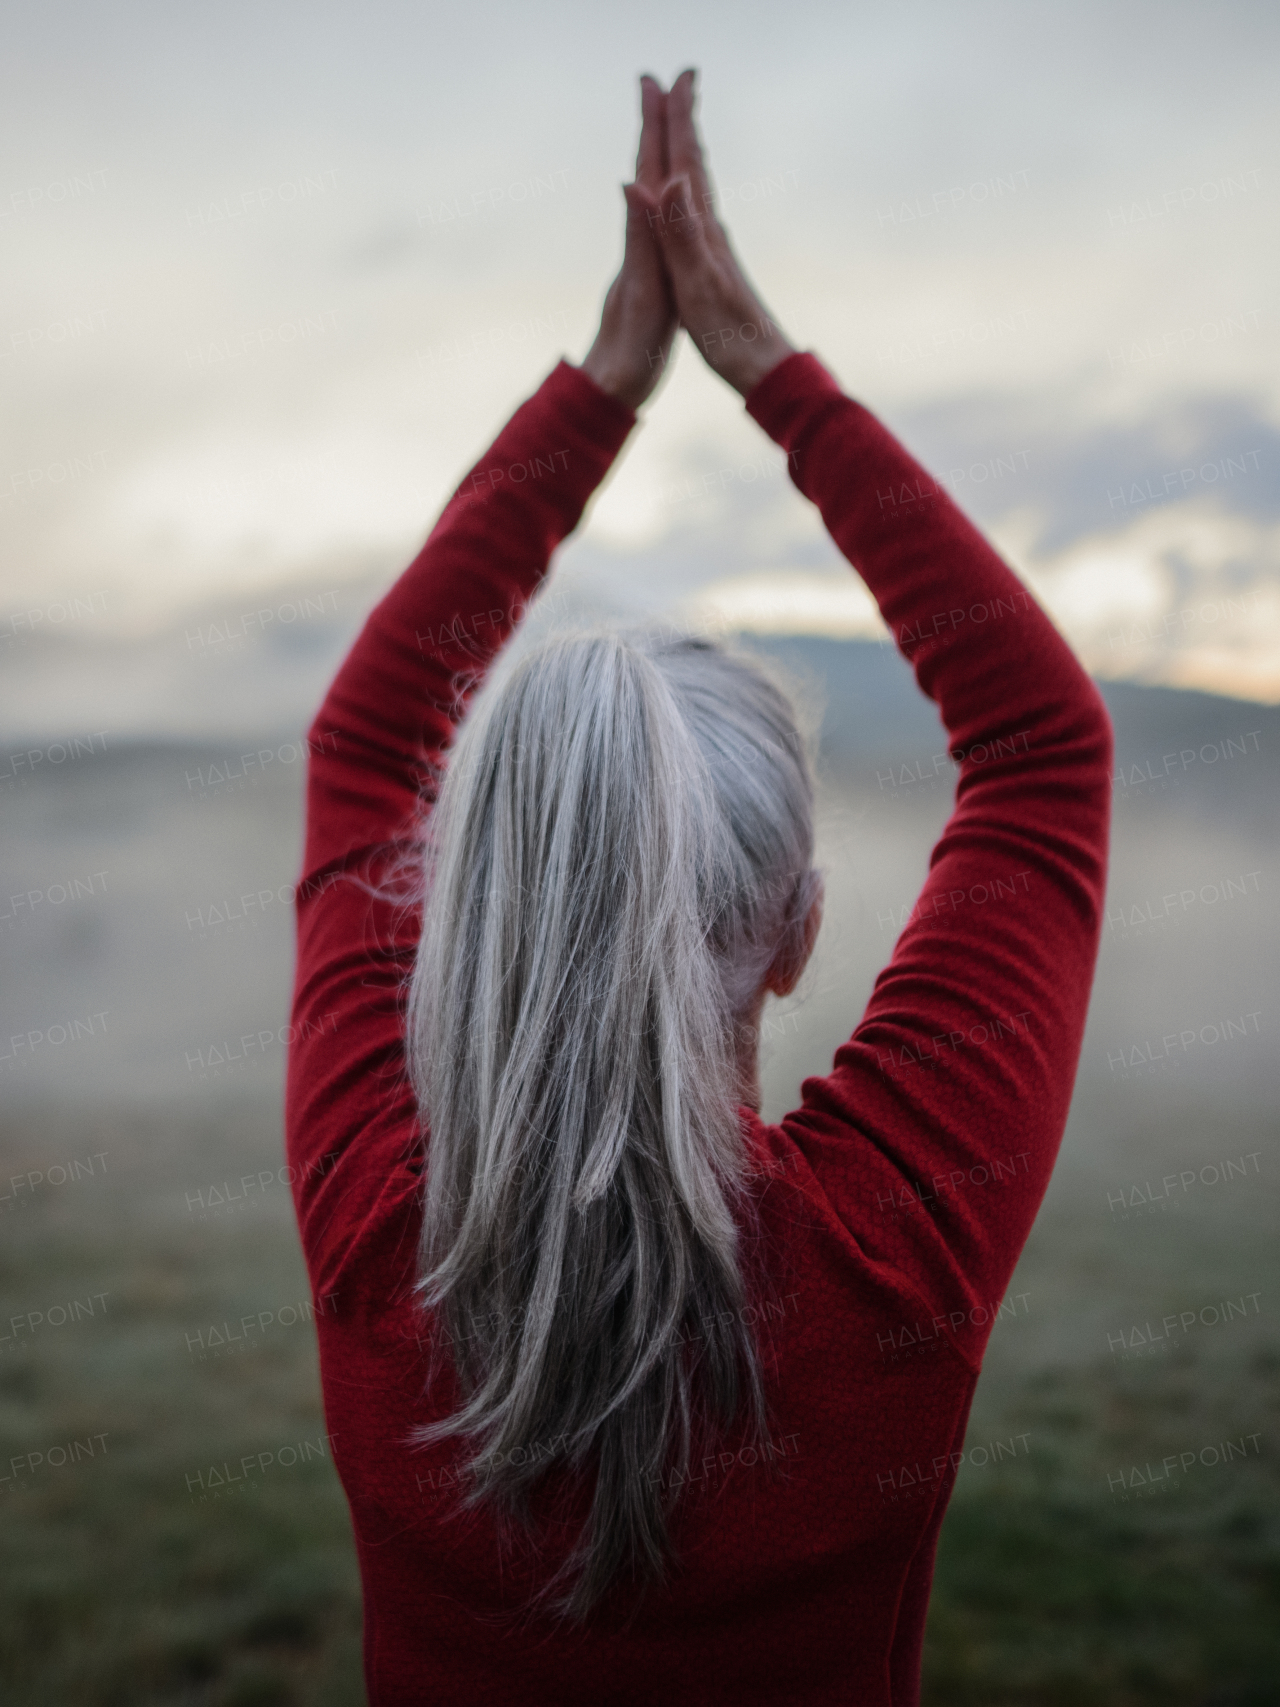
[298, 362, 636, 883]
[754, 351, 1112, 1319]
[746, 353, 1110, 773]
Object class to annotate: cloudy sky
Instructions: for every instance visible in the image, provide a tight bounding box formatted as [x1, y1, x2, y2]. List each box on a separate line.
[2, 0, 1278, 737]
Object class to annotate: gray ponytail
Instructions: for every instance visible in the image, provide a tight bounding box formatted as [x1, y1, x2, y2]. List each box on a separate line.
[405, 624, 820, 1620]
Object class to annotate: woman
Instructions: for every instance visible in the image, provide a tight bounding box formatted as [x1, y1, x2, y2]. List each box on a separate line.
[286, 69, 1112, 1706]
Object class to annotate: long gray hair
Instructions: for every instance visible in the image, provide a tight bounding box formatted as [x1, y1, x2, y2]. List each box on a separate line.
[405, 624, 820, 1620]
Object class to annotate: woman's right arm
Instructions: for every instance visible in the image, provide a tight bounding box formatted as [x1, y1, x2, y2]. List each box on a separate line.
[651, 73, 1113, 1364]
[747, 353, 1113, 1369]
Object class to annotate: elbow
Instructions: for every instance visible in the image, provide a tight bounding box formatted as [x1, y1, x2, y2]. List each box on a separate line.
[306, 665, 351, 757]
[1078, 676, 1115, 776]
[301, 682, 351, 809]
[1066, 679, 1115, 851]
[1019, 670, 1114, 822]
[306, 700, 336, 754]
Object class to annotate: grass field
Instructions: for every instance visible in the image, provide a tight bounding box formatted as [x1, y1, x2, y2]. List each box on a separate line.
[3, 1096, 1277, 1706]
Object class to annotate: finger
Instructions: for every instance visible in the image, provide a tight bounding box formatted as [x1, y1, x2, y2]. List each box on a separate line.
[635, 74, 667, 191]
[622, 184, 678, 320]
[625, 180, 662, 224]
[627, 183, 678, 294]
[626, 178, 676, 256]
[666, 68, 714, 218]
[621, 181, 662, 267]
[651, 173, 714, 280]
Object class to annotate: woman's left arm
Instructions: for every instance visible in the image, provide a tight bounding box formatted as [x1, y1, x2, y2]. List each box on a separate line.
[286, 366, 636, 1291]
[296, 369, 636, 890]
[285, 78, 673, 1292]
[299, 68, 674, 888]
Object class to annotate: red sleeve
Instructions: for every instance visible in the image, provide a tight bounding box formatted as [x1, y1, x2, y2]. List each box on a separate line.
[746, 353, 1113, 1370]
[285, 361, 636, 1297]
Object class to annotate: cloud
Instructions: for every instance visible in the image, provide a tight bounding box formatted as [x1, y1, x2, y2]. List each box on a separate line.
[678, 570, 883, 639]
[877, 386, 1280, 700]
[896, 386, 1280, 552]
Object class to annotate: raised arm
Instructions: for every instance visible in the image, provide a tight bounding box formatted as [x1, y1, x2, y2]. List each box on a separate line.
[300, 72, 676, 886]
[753, 357, 1112, 1363]
[650, 71, 1113, 1365]
[296, 370, 635, 888]
[286, 80, 675, 1287]
[286, 362, 637, 1282]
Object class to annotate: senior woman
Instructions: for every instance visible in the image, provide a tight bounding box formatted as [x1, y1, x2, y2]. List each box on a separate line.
[285, 68, 1112, 1706]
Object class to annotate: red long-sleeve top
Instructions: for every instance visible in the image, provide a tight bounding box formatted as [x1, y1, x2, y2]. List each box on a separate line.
[285, 351, 1112, 1706]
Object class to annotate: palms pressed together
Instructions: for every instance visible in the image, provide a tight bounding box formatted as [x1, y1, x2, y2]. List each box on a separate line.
[581, 68, 796, 409]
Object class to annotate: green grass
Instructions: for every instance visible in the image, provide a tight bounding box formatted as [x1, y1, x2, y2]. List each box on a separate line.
[923, 1355, 1280, 1705]
[0, 1102, 364, 1705]
[2, 1099, 1278, 1704]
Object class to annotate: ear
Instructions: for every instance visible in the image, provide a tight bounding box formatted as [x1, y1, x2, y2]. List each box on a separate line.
[762, 878, 824, 999]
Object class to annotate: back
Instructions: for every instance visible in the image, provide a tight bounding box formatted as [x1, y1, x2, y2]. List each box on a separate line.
[303, 1108, 974, 1704]
[285, 352, 1112, 1705]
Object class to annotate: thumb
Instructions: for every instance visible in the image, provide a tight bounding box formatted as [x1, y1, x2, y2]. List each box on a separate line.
[621, 180, 656, 241]
[620, 180, 667, 272]
[651, 173, 714, 277]
[623, 180, 658, 219]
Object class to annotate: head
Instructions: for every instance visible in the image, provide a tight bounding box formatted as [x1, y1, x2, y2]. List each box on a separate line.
[405, 624, 823, 1619]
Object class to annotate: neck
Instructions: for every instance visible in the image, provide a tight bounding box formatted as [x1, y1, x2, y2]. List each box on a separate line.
[733, 991, 766, 1114]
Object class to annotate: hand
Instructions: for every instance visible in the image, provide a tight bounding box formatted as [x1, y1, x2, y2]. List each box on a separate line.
[633, 69, 796, 399]
[580, 75, 679, 410]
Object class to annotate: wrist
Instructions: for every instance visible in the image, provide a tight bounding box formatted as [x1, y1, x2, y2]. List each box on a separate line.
[580, 341, 651, 412]
[720, 329, 797, 400]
